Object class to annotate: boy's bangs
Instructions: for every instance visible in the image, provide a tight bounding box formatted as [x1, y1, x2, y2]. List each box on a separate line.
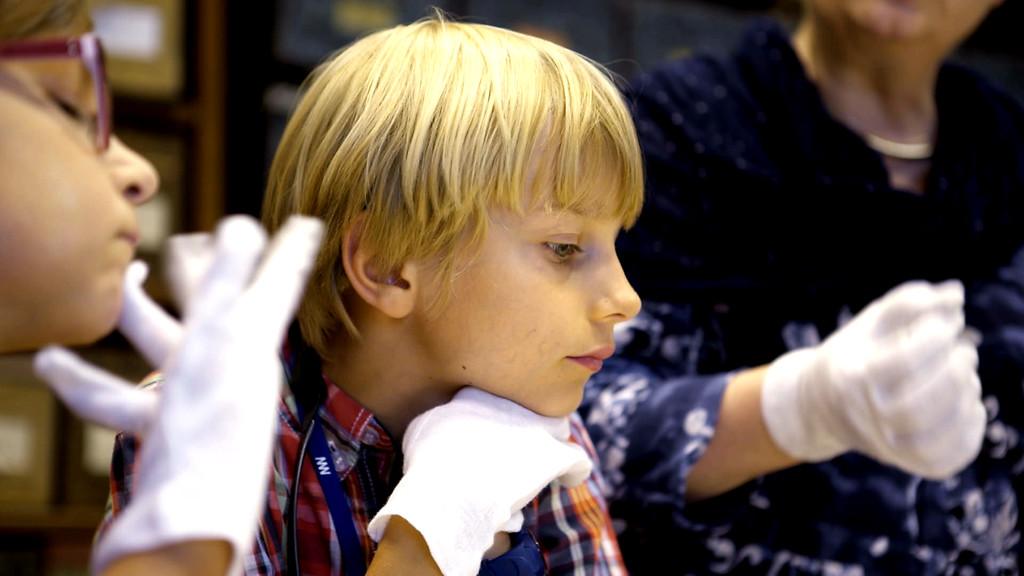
[499, 54, 643, 226]
[549, 130, 642, 225]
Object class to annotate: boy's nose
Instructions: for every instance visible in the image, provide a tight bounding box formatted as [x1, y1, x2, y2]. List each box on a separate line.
[105, 135, 160, 205]
[594, 258, 642, 324]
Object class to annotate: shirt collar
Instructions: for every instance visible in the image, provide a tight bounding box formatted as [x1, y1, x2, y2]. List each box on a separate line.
[321, 373, 394, 449]
[281, 339, 394, 450]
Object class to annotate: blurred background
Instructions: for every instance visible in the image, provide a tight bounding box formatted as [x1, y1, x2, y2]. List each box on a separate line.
[0, 1, 1020, 574]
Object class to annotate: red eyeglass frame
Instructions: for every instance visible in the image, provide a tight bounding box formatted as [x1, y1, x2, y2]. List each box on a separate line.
[0, 33, 111, 152]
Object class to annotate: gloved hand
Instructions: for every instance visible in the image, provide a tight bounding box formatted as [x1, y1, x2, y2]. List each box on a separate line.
[163, 229, 219, 317]
[367, 387, 593, 576]
[34, 215, 323, 576]
[762, 280, 986, 479]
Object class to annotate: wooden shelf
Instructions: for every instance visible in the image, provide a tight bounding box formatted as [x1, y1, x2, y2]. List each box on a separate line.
[114, 96, 199, 127]
[0, 506, 104, 533]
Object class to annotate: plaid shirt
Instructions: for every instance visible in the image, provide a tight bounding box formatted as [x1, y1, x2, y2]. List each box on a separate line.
[101, 354, 627, 575]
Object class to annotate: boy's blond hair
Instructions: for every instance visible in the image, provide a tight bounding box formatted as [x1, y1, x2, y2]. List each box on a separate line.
[263, 14, 643, 355]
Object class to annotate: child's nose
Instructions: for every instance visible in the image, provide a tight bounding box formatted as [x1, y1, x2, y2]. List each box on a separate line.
[105, 135, 160, 204]
[593, 258, 642, 324]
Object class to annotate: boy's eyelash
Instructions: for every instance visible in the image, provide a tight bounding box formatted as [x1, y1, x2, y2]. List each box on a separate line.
[545, 242, 583, 262]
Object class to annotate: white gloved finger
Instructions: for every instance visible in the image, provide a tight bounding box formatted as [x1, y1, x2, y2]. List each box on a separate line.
[34, 346, 157, 436]
[497, 510, 525, 534]
[188, 215, 267, 324]
[941, 372, 987, 473]
[165, 232, 215, 317]
[890, 371, 986, 479]
[873, 340, 979, 439]
[451, 387, 573, 440]
[870, 280, 964, 337]
[868, 312, 964, 391]
[244, 215, 324, 334]
[117, 261, 183, 367]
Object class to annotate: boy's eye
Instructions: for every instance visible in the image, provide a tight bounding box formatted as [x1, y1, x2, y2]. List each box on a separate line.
[545, 242, 583, 262]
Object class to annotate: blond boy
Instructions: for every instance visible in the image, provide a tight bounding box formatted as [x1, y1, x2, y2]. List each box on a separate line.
[106, 14, 643, 575]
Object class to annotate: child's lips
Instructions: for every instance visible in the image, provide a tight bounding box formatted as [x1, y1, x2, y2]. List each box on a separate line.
[568, 356, 604, 372]
[567, 345, 615, 372]
[118, 229, 140, 247]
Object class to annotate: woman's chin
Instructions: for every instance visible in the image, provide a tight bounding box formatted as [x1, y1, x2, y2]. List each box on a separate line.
[857, 3, 927, 41]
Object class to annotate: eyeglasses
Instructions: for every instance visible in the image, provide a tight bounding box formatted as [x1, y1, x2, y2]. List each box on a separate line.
[0, 33, 111, 152]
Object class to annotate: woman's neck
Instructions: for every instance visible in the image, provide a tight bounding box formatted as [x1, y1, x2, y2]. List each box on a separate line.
[792, 19, 940, 145]
[792, 18, 943, 193]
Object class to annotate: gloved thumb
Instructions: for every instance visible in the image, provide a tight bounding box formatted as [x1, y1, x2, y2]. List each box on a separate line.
[118, 261, 183, 367]
[554, 444, 593, 487]
[497, 511, 525, 534]
[34, 346, 158, 436]
[165, 231, 216, 317]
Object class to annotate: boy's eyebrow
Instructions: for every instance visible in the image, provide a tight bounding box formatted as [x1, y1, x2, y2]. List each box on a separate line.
[524, 209, 633, 234]
[521, 206, 585, 223]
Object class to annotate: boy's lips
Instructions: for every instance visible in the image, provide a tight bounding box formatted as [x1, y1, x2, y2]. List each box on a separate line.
[567, 345, 615, 372]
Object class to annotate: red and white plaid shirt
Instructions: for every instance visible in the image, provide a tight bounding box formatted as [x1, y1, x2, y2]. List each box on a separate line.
[101, 350, 627, 575]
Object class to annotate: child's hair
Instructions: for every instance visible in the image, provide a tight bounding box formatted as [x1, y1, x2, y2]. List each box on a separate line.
[0, 0, 86, 40]
[262, 13, 643, 356]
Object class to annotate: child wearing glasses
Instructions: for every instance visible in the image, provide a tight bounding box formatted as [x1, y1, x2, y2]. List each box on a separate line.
[103, 14, 642, 576]
[0, 2, 323, 575]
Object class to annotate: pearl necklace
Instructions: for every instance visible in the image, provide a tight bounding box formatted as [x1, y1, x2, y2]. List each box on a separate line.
[863, 133, 934, 161]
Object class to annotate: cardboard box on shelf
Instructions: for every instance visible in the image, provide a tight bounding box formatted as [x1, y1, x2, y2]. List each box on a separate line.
[0, 354, 57, 511]
[89, 0, 185, 100]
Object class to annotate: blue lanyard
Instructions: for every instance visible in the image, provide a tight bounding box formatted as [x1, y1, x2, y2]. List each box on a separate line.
[298, 403, 367, 576]
[297, 406, 546, 576]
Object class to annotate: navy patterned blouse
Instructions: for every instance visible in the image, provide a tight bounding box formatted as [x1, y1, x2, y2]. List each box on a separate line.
[580, 19, 1024, 576]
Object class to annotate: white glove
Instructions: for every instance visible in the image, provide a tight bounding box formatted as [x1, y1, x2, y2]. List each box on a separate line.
[762, 280, 986, 479]
[34, 215, 323, 576]
[164, 230, 219, 317]
[367, 387, 593, 576]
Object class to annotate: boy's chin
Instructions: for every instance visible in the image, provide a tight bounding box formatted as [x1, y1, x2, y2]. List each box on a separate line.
[526, 388, 586, 419]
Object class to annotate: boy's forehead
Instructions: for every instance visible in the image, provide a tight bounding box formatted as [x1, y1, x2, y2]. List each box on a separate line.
[494, 198, 625, 230]
[524, 164, 629, 216]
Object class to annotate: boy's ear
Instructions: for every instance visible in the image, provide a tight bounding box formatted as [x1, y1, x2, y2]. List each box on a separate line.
[341, 220, 417, 319]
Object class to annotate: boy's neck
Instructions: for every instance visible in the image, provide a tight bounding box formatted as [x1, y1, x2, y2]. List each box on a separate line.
[320, 317, 457, 441]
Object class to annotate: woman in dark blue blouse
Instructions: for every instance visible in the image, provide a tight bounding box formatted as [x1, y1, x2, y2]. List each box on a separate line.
[581, 0, 1024, 573]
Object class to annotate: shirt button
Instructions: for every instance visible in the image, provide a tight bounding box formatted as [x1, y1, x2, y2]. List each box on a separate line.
[363, 427, 380, 445]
